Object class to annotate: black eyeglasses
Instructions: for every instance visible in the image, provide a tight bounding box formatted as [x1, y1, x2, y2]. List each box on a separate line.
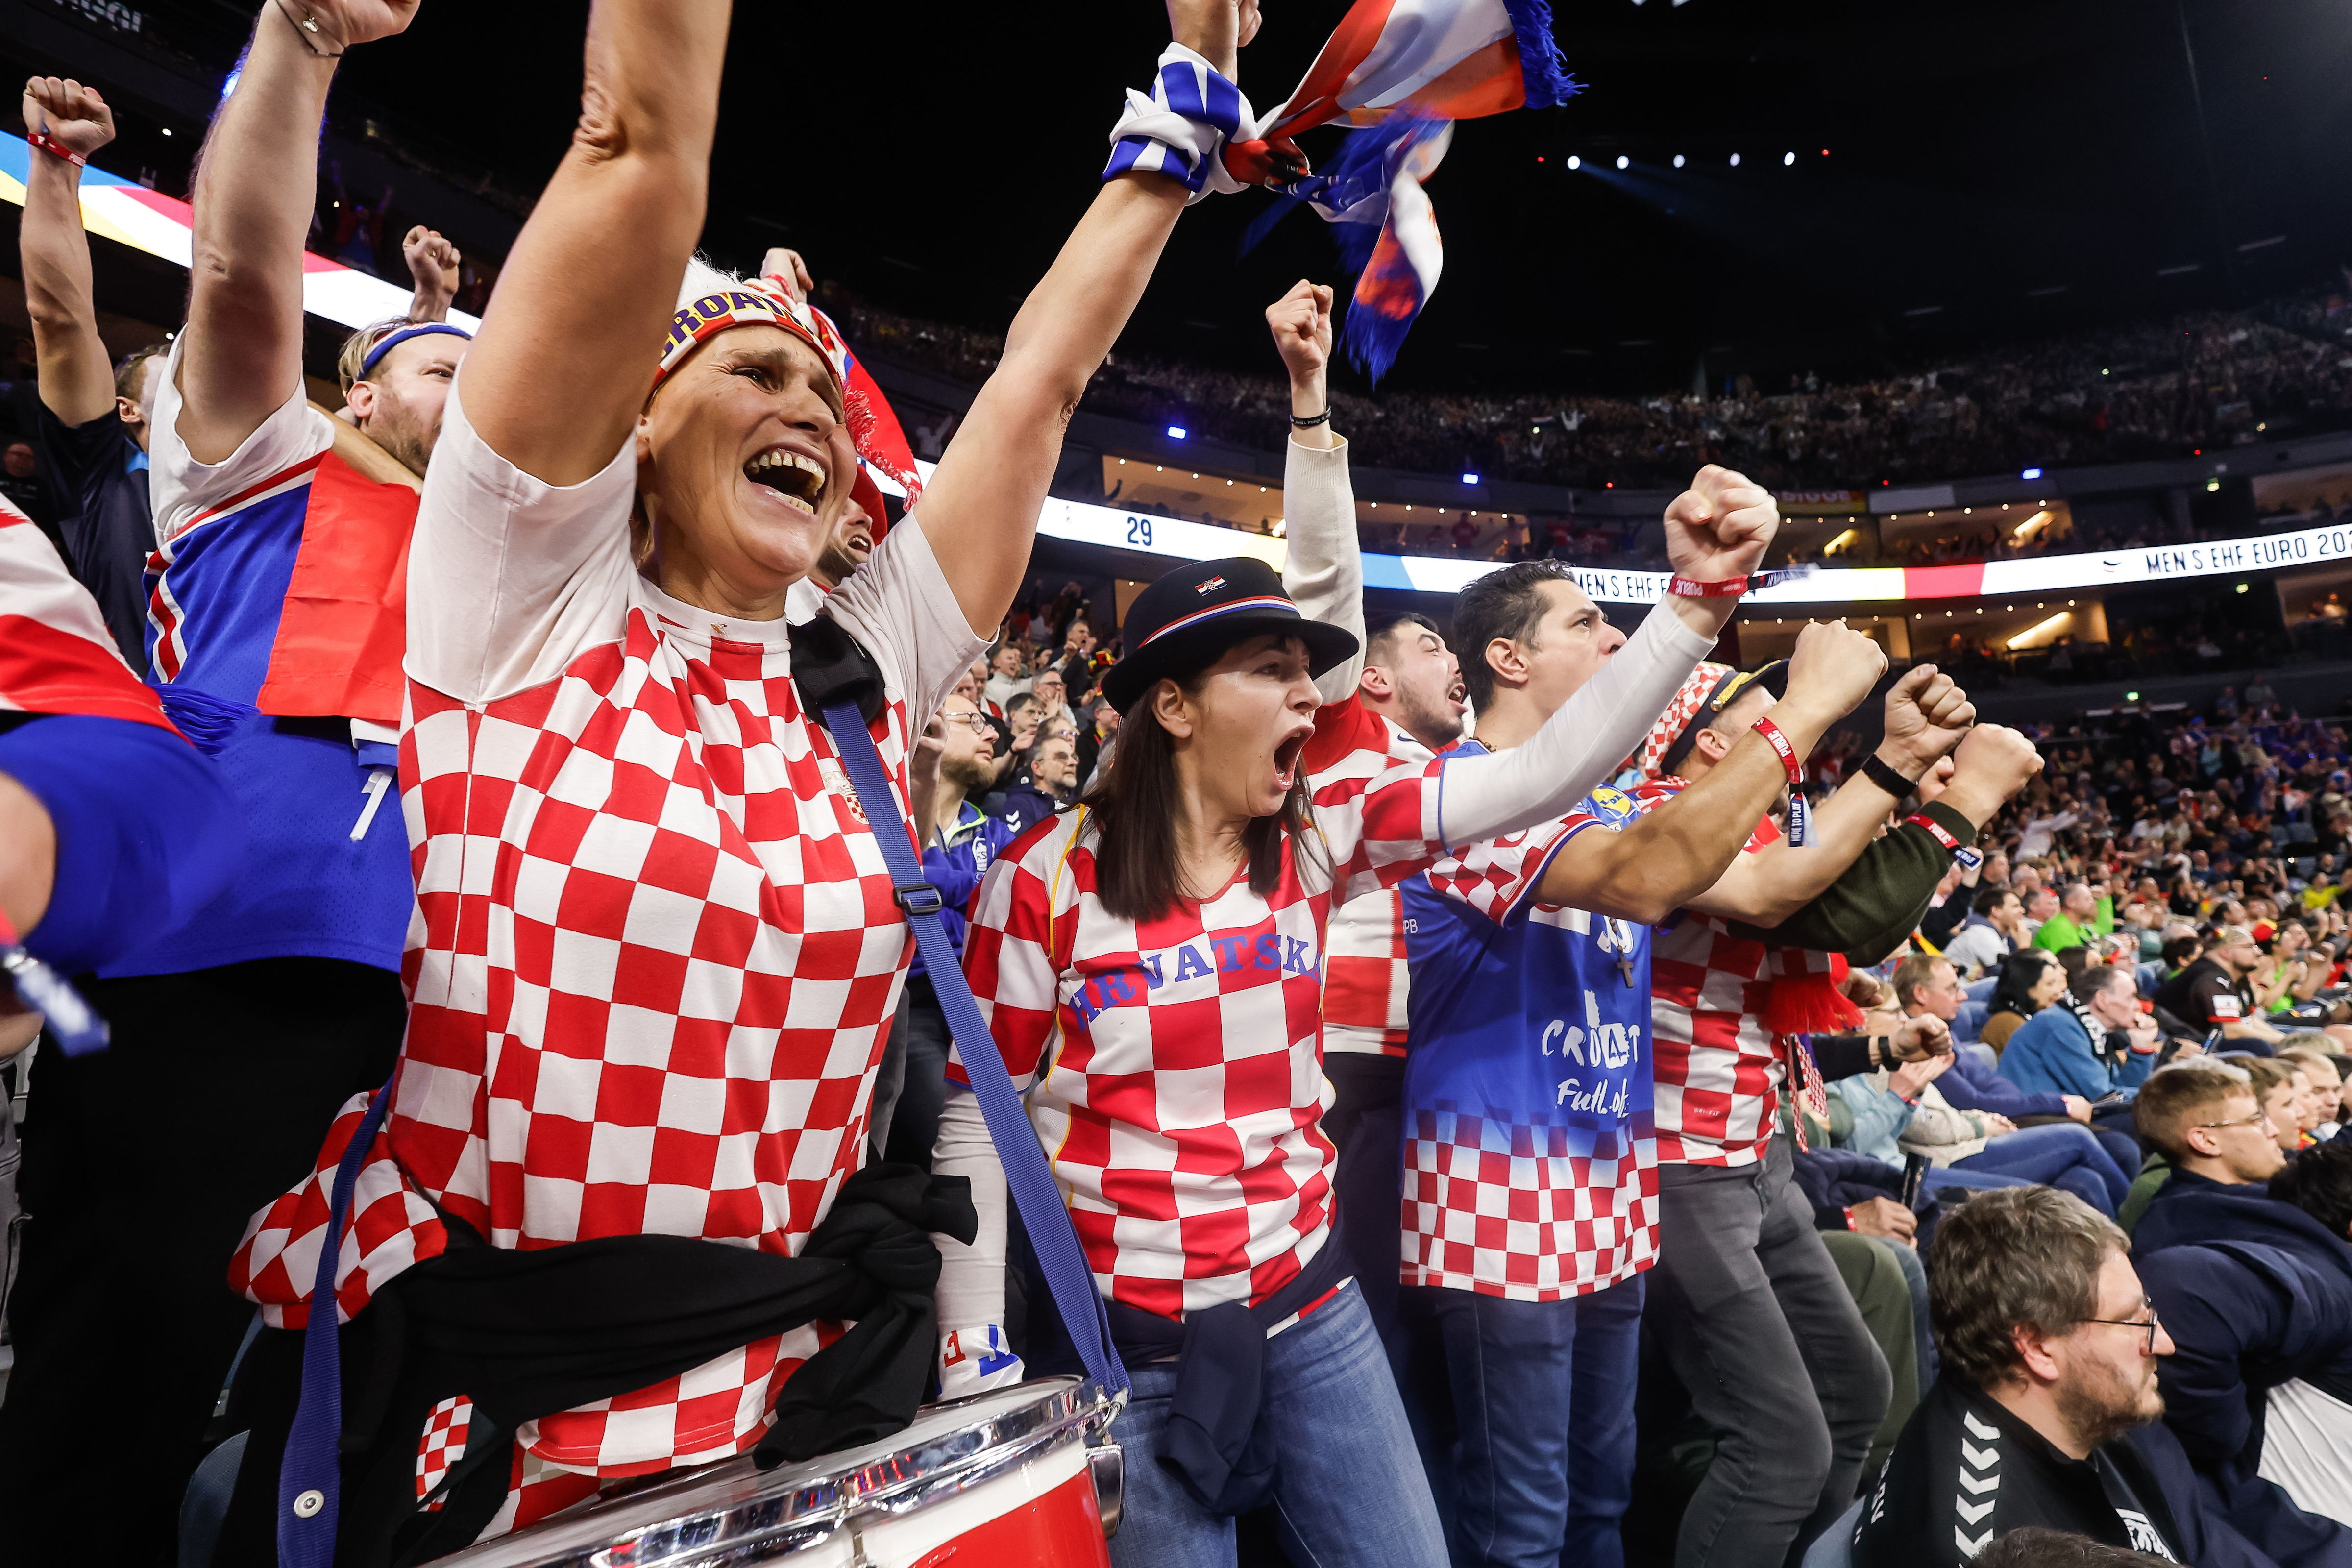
[2081, 1308, 2163, 1354]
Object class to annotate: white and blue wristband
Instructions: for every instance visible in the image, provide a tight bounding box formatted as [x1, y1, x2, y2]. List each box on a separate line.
[1105, 44, 1258, 201]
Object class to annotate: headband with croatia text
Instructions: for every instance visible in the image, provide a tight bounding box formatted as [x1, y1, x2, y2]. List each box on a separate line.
[655, 264, 927, 507]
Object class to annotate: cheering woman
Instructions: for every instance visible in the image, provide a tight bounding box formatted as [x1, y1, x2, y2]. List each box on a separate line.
[223, 0, 1255, 1549]
[931, 464, 1782, 1562]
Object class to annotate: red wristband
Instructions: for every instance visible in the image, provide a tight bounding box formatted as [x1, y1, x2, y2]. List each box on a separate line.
[1669, 574, 1750, 598]
[0, 906, 16, 947]
[1753, 716, 1803, 785]
[1842, 1205, 1858, 1231]
[1905, 811, 1984, 869]
[26, 131, 85, 169]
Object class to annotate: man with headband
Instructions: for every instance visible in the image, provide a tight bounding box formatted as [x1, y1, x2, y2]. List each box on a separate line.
[0, 5, 470, 1551]
[1627, 658, 2046, 1568]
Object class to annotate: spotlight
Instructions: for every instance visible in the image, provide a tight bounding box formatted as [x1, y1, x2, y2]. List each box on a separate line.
[1616, 155, 1629, 170]
[1783, 151, 1796, 166]
[1567, 155, 1581, 170]
[1462, 473, 1481, 485]
[1167, 425, 1187, 440]
[2020, 467, 2042, 480]
[1672, 154, 1685, 168]
[1729, 153, 1741, 167]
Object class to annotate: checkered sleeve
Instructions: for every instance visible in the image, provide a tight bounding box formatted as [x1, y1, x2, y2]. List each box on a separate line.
[1424, 812, 1600, 926]
[948, 820, 1078, 1093]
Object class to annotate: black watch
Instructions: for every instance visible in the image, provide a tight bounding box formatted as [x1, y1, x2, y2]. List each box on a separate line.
[1861, 754, 1919, 798]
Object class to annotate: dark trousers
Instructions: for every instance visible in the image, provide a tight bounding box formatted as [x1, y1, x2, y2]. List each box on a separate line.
[1322, 1052, 1406, 1349]
[1646, 1139, 1893, 1568]
[1410, 1274, 1646, 1568]
[881, 972, 956, 1170]
[0, 958, 404, 1566]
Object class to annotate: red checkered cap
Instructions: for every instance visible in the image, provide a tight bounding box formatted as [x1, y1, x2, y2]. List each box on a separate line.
[1623, 662, 1732, 782]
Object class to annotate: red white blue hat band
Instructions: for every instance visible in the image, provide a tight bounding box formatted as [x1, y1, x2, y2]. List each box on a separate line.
[1137, 595, 1300, 649]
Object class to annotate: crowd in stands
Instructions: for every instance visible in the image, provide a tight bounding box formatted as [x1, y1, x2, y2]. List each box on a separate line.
[843, 284, 2352, 493]
[9, 6, 2352, 1568]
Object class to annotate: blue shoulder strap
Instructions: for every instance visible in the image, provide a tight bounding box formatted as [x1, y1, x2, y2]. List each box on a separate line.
[821, 702, 1128, 1397]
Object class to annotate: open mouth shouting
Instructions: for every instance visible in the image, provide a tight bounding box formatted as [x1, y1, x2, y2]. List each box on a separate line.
[1273, 726, 1311, 792]
[1446, 678, 1469, 715]
[743, 446, 828, 516]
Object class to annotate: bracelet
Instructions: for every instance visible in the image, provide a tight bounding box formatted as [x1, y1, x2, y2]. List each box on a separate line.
[1668, 574, 1750, 598]
[1753, 716, 1804, 785]
[1860, 754, 1918, 798]
[1289, 408, 1332, 428]
[272, 0, 346, 57]
[1904, 811, 1985, 870]
[25, 131, 85, 168]
[1842, 1205, 1859, 1231]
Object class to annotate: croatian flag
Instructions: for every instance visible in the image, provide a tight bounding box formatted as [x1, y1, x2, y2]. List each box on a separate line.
[1232, 0, 1575, 381]
[0, 495, 178, 733]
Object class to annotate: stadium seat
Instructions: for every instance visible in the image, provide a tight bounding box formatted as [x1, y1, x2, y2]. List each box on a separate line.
[1953, 1000, 1989, 1044]
[1964, 976, 1997, 1004]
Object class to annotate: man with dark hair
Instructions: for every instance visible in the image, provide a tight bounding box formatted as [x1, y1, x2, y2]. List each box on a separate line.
[1851, 1185, 2344, 1567]
[16, 74, 161, 671]
[2156, 926, 2287, 1048]
[1947, 885, 2028, 978]
[2037, 882, 2116, 955]
[2137, 1138, 2352, 1532]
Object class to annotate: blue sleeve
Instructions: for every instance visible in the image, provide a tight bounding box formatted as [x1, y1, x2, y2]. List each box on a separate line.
[2000, 1016, 2104, 1099]
[1831, 1077, 1913, 1165]
[0, 713, 244, 975]
[1935, 1057, 2068, 1118]
[2116, 1044, 2158, 1090]
[2141, 1248, 2273, 1468]
[921, 843, 985, 911]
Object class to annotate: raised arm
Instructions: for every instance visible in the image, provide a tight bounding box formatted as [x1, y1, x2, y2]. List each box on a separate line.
[1265, 281, 1365, 704]
[177, 1, 418, 463]
[1685, 664, 1978, 926]
[1539, 620, 1890, 924]
[400, 225, 461, 324]
[19, 78, 119, 428]
[913, 0, 1250, 637]
[454, 0, 727, 485]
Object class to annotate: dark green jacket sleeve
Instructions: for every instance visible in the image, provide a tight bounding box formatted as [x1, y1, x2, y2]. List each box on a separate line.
[1728, 800, 1977, 965]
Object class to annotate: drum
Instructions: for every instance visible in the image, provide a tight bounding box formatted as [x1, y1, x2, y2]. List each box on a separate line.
[433, 1377, 1119, 1568]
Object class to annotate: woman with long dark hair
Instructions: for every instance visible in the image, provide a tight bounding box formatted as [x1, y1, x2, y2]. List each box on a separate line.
[1982, 947, 2069, 1054]
[928, 468, 1771, 1562]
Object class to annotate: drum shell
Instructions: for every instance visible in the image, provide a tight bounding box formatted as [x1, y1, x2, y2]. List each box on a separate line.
[432, 1377, 1112, 1568]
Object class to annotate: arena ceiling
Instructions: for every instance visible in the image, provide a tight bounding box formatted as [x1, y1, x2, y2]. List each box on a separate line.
[95, 1, 2352, 400]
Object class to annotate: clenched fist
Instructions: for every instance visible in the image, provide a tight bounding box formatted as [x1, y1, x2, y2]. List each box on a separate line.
[268, 0, 421, 51]
[1880, 664, 1976, 775]
[1266, 279, 1334, 388]
[1663, 465, 1778, 587]
[1782, 619, 1889, 725]
[22, 76, 115, 163]
[402, 225, 461, 314]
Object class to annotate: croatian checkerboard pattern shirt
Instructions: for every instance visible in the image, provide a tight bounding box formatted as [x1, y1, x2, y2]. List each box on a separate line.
[1644, 779, 1794, 1168]
[229, 382, 980, 1533]
[1303, 696, 1435, 1057]
[1400, 776, 1660, 1301]
[948, 743, 1452, 1320]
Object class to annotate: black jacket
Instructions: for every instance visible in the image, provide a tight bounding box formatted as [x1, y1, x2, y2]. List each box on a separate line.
[1850, 1375, 2346, 1568]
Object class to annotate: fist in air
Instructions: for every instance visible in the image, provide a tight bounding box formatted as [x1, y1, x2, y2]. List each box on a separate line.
[1266, 280, 1335, 387]
[1881, 664, 1976, 774]
[761, 248, 815, 305]
[1783, 619, 1888, 723]
[1950, 723, 2044, 801]
[402, 226, 461, 314]
[273, 0, 421, 50]
[22, 76, 115, 162]
[1663, 466, 1778, 586]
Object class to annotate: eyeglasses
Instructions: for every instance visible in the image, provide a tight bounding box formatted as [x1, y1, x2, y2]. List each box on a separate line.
[2081, 1308, 2163, 1355]
[939, 712, 992, 735]
[2193, 1107, 2270, 1134]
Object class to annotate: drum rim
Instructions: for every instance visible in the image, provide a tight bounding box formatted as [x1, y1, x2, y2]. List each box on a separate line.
[428, 1377, 1112, 1568]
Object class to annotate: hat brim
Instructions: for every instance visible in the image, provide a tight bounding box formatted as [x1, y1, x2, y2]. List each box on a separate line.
[1100, 613, 1360, 715]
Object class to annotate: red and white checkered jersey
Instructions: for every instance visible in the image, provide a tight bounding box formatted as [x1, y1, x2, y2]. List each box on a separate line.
[1303, 694, 1435, 1056]
[0, 495, 175, 732]
[1401, 777, 1660, 1300]
[1643, 779, 1793, 1168]
[948, 744, 1453, 1321]
[229, 381, 982, 1523]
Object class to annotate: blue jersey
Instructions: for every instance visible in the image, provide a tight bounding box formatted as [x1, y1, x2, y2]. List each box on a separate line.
[113, 362, 414, 977]
[1397, 762, 1660, 1300]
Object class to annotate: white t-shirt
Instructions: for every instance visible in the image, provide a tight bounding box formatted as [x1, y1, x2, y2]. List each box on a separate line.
[235, 371, 986, 1531]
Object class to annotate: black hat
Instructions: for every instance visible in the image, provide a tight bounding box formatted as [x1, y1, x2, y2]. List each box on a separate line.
[1099, 556, 1360, 714]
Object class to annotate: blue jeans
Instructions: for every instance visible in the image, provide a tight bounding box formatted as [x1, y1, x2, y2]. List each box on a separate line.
[1954, 1122, 2132, 1214]
[1411, 1274, 1645, 1568]
[1108, 1280, 1446, 1568]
